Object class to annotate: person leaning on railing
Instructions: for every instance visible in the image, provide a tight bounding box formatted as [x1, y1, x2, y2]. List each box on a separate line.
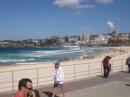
[102, 56, 112, 78]
[126, 56, 130, 73]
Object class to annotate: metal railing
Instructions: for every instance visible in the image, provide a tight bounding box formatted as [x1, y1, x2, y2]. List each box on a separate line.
[0, 58, 128, 92]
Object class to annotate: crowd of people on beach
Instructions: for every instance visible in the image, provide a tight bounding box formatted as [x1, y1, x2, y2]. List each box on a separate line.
[59, 54, 95, 62]
[59, 57, 70, 62]
[13, 55, 130, 97]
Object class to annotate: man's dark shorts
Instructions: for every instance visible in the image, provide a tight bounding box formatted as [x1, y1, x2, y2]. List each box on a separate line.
[54, 83, 63, 88]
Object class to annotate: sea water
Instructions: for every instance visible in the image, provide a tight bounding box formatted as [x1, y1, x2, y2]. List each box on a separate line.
[0, 47, 109, 66]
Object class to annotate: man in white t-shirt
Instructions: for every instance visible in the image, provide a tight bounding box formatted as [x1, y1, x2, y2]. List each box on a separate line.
[52, 61, 65, 97]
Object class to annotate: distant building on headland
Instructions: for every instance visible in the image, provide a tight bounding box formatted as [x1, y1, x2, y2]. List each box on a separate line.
[0, 31, 130, 47]
[80, 33, 90, 42]
[68, 36, 79, 43]
[109, 30, 130, 41]
[89, 34, 110, 45]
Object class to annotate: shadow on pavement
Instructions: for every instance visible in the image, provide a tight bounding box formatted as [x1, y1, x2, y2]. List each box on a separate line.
[97, 75, 106, 78]
[120, 71, 129, 73]
[125, 84, 130, 86]
[43, 91, 60, 97]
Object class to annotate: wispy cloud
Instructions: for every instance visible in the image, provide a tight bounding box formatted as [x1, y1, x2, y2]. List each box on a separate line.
[54, 0, 80, 7]
[54, 0, 95, 9]
[106, 20, 115, 30]
[75, 10, 81, 15]
[77, 4, 95, 9]
[96, 0, 114, 4]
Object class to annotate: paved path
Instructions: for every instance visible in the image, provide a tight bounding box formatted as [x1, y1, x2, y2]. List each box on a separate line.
[0, 71, 130, 97]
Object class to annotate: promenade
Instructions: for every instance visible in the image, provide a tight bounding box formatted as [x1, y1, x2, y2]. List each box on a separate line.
[0, 71, 130, 97]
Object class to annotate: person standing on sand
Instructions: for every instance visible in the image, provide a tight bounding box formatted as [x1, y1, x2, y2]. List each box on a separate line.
[126, 56, 130, 73]
[102, 56, 112, 78]
[13, 78, 33, 97]
[52, 61, 65, 97]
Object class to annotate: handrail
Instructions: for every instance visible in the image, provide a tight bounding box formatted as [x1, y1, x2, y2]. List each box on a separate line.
[0, 58, 128, 92]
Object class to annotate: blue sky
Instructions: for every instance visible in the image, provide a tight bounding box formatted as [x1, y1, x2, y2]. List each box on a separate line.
[0, 0, 130, 40]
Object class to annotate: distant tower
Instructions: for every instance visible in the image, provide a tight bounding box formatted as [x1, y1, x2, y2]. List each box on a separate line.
[112, 30, 117, 34]
[80, 33, 90, 42]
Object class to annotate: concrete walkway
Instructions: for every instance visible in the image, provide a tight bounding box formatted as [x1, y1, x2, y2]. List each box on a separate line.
[0, 71, 130, 97]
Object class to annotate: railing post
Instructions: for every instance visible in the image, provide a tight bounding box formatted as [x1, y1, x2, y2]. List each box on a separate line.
[36, 68, 39, 88]
[121, 59, 123, 71]
[12, 71, 14, 91]
[111, 60, 113, 73]
[73, 64, 76, 81]
[101, 62, 103, 76]
[88, 63, 90, 77]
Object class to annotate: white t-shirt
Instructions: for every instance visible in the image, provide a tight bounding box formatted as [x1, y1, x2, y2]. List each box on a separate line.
[54, 67, 64, 84]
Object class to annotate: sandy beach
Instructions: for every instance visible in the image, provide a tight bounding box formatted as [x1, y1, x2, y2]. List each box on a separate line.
[0, 46, 129, 70]
[0, 46, 130, 92]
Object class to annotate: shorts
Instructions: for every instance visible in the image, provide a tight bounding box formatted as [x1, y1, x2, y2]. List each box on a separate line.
[54, 83, 63, 88]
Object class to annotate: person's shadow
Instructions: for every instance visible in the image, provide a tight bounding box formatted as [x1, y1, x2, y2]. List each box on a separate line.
[43, 91, 60, 97]
[125, 84, 130, 86]
[97, 75, 105, 78]
[120, 71, 129, 73]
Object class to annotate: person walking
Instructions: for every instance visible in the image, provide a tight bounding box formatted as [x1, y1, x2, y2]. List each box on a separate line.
[126, 56, 130, 73]
[52, 61, 65, 97]
[102, 56, 112, 78]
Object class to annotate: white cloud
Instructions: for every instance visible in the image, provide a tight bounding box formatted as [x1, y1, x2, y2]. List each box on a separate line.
[107, 21, 115, 29]
[54, 0, 95, 9]
[54, 0, 79, 7]
[96, 0, 114, 4]
[77, 4, 95, 9]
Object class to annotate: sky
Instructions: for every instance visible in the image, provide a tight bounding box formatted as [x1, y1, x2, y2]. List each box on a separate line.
[0, 0, 130, 40]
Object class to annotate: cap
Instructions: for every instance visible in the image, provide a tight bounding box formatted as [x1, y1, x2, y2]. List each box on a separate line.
[54, 61, 60, 65]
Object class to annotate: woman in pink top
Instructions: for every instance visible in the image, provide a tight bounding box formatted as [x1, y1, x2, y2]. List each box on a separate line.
[13, 78, 32, 97]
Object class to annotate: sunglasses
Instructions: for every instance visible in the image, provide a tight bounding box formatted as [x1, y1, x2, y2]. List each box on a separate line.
[24, 86, 32, 90]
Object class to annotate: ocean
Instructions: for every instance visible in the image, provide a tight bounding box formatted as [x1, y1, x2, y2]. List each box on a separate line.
[0, 47, 109, 66]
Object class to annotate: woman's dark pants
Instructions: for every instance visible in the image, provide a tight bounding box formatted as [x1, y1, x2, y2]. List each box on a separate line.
[103, 66, 110, 77]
